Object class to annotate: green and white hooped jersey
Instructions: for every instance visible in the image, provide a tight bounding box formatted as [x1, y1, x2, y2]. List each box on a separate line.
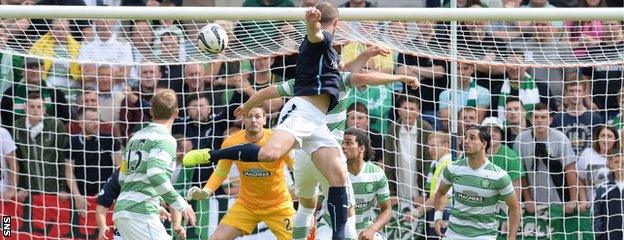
[320, 162, 390, 231]
[277, 72, 353, 142]
[114, 123, 189, 220]
[439, 158, 514, 239]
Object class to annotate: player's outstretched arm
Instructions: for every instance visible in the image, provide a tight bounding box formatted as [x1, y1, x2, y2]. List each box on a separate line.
[234, 85, 280, 119]
[187, 160, 234, 201]
[305, 7, 324, 43]
[342, 45, 391, 73]
[505, 194, 521, 240]
[350, 71, 419, 89]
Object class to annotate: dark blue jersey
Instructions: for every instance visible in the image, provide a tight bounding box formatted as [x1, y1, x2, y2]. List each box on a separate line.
[294, 30, 341, 111]
[96, 170, 120, 208]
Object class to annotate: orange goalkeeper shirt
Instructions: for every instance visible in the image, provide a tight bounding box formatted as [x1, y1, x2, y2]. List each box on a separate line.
[204, 129, 293, 210]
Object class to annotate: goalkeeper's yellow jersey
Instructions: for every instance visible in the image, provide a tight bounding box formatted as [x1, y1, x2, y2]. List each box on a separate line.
[204, 129, 293, 210]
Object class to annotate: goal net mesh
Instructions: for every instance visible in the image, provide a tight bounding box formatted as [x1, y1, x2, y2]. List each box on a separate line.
[0, 13, 622, 240]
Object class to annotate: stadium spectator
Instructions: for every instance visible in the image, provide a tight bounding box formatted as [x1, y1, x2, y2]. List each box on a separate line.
[577, 125, 619, 203]
[0, 26, 23, 93]
[514, 103, 592, 239]
[0, 125, 20, 228]
[503, 97, 529, 146]
[563, 0, 607, 58]
[172, 94, 226, 150]
[510, 20, 576, 107]
[395, 21, 448, 122]
[488, 0, 524, 40]
[13, 93, 72, 237]
[158, 35, 185, 96]
[182, 23, 203, 58]
[64, 107, 121, 237]
[66, 89, 116, 136]
[494, 53, 543, 120]
[384, 96, 433, 203]
[611, 88, 624, 130]
[606, 0, 624, 7]
[438, 62, 490, 120]
[346, 102, 383, 163]
[593, 153, 624, 240]
[96, 65, 126, 123]
[119, 64, 161, 138]
[29, 19, 81, 89]
[1, 58, 70, 130]
[223, 57, 280, 119]
[341, 0, 375, 7]
[346, 81, 394, 134]
[483, 117, 524, 198]
[552, 81, 604, 155]
[78, 19, 132, 89]
[458, 16, 508, 83]
[413, 131, 452, 239]
[521, 0, 563, 29]
[300, 0, 319, 7]
[583, 20, 624, 120]
[128, 20, 155, 83]
[154, 26, 186, 61]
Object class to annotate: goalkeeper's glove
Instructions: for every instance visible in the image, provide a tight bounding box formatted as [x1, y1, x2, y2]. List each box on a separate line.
[183, 149, 212, 166]
[186, 186, 213, 201]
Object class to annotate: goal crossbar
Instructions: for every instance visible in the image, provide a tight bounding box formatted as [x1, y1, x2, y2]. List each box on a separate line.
[0, 6, 622, 21]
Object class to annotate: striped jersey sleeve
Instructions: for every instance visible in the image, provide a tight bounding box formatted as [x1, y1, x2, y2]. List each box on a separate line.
[494, 173, 514, 200]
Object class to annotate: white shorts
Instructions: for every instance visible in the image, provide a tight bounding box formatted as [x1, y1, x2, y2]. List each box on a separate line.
[316, 221, 386, 240]
[293, 149, 355, 205]
[275, 97, 340, 155]
[115, 217, 171, 240]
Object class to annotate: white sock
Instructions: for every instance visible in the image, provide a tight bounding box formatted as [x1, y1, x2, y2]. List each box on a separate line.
[345, 215, 357, 240]
[293, 206, 315, 240]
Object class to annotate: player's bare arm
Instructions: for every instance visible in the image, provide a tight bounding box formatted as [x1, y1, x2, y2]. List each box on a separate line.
[433, 182, 451, 237]
[305, 7, 324, 43]
[234, 86, 280, 119]
[341, 45, 391, 73]
[505, 193, 521, 240]
[350, 72, 419, 89]
[360, 199, 392, 240]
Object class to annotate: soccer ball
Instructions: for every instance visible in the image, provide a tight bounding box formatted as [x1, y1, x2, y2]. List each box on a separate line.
[198, 23, 229, 54]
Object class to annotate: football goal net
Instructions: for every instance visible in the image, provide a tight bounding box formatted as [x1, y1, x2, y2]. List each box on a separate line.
[0, 5, 622, 240]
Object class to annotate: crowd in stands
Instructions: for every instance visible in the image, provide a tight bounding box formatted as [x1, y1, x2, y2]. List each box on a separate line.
[0, 0, 623, 239]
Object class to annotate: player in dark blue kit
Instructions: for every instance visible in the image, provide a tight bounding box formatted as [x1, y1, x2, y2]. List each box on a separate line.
[183, 3, 357, 239]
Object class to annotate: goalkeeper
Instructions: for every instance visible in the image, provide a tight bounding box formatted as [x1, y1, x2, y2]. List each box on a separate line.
[187, 106, 295, 240]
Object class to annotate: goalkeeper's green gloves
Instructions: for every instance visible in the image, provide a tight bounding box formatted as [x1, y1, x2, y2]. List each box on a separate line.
[186, 186, 213, 201]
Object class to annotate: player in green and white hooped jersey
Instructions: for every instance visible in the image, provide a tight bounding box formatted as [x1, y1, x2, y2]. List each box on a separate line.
[316, 128, 391, 240]
[114, 89, 196, 240]
[433, 125, 520, 240]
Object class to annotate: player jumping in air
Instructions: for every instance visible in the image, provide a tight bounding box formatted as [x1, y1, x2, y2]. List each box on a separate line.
[434, 125, 520, 240]
[114, 89, 196, 240]
[184, 3, 418, 239]
[184, 4, 353, 239]
[187, 106, 296, 240]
